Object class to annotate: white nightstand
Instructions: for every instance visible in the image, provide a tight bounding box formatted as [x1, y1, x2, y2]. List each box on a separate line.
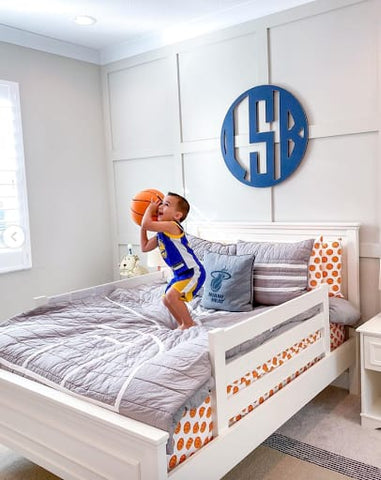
[357, 314, 381, 429]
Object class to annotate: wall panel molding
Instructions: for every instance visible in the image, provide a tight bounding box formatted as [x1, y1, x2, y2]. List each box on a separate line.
[360, 243, 381, 259]
[102, 0, 380, 318]
[309, 119, 379, 140]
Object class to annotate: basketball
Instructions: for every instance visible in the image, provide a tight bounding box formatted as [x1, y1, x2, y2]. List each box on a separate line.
[130, 189, 164, 226]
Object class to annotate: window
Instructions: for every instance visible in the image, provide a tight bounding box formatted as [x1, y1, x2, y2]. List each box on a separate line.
[0, 80, 31, 274]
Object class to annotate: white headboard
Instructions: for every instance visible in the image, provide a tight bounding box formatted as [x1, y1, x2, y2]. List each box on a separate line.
[187, 222, 360, 310]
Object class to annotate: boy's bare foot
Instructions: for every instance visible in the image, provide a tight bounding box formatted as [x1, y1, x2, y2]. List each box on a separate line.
[178, 322, 195, 330]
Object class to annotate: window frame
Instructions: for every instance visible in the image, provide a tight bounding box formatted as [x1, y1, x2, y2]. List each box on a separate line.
[0, 79, 32, 274]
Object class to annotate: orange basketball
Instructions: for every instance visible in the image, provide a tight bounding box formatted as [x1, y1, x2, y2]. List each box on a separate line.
[130, 189, 164, 226]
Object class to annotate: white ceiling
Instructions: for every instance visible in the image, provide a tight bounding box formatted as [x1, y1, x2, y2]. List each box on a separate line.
[0, 0, 315, 64]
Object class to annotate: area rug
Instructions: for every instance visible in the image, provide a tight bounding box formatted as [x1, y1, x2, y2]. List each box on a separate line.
[264, 433, 381, 480]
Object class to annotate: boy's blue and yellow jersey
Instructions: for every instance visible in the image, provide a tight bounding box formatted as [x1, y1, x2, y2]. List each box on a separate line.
[157, 222, 205, 301]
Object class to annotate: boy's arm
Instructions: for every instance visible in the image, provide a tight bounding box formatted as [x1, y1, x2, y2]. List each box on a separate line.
[140, 225, 158, 252]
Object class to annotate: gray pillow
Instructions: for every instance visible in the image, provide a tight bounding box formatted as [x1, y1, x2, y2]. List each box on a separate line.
[237, 238, 314, 306]
[186, 233, 236, 262]
[329, 297, 361, 326]
[201, 252, 255, 311]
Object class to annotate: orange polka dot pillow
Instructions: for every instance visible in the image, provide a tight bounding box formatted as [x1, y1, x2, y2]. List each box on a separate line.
[321, 238, 344, 297]
[308, 237, 323, 290]
[308, 236, 344, 297]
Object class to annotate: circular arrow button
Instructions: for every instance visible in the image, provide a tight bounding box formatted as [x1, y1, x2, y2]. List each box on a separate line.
[3, 225, 25, 248]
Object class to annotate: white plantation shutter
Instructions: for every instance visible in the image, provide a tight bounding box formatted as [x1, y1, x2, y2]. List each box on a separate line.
[0, 80, 31, 273]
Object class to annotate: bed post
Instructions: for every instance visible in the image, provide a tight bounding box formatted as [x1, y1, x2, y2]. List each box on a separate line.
[348, 327, 360, 395]
[208, 328, 229, 436]
[321, 284, 330, 354]
[34, 296, 48, 307]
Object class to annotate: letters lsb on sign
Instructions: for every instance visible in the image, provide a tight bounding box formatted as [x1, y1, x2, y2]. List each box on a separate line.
[220, 85, 308, 188]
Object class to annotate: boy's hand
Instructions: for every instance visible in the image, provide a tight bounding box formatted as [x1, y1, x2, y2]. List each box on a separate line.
[147, 196, 162, 214]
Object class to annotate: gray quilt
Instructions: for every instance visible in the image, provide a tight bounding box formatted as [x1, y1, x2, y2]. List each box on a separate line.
[0, 280, 313, 452]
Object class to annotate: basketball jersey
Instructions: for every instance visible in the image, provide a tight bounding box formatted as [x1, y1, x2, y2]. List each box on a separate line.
[157, 222, 204, 278]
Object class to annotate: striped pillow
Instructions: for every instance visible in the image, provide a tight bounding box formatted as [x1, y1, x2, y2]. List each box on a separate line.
[236, 238, 314, 305]
[186, 233, 237, 262]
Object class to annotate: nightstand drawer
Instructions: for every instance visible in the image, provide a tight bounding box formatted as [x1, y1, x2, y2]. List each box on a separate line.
[364, 335, 381, 371]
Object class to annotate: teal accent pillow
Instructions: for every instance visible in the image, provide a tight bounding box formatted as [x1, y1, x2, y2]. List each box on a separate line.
[201, 252, 255, 312]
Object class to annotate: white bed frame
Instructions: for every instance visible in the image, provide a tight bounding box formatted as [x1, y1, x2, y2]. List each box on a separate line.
[0, 222, 360, 480]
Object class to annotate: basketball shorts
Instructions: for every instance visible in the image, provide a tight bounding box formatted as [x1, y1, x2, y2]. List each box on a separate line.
[165, 268, 205, 302]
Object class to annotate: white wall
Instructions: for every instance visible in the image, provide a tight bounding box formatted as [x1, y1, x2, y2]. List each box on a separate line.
[0, 42, 113, 321]
[103, 0, 380, 320]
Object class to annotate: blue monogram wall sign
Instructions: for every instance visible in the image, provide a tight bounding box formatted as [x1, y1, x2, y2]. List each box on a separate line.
[220, 85, 309, 187]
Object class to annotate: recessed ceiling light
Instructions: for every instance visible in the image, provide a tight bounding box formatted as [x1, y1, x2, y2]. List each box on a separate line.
[74, 15, 97, 26]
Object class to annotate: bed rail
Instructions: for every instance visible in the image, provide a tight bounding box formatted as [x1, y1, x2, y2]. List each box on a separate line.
[209, 284, 329, 435]
[33, 270, 165, 307]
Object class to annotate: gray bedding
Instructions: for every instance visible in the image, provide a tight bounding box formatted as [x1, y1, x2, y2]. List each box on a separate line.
[0, 279, 317, 452]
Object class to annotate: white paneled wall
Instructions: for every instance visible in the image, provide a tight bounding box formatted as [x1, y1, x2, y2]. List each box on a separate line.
[102, 0, 381, 320]
[107, 56, 178, 158]
[269, 1, 378, 135]
[178, 32, 263, 141]
[183, 150, 272, 222]
[274, 134, 379, 237]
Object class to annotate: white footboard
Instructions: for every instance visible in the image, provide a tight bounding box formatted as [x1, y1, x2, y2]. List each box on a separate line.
[0, 368, 169, 480]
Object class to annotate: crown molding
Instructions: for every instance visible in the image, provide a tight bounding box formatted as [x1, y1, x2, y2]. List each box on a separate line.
[0, 24, 100, 64]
